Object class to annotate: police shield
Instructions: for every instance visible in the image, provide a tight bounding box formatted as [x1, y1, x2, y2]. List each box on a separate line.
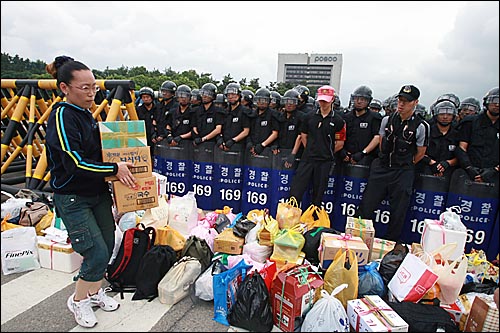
[213, 146, 244, 213]
[241, 148, 273, 214]
[445, 168, 498, 254]
[191, 142, 215, 210]
[155, 141, 192, 198]
[333, 164, 370, 231]
[401, 174, 449, 244]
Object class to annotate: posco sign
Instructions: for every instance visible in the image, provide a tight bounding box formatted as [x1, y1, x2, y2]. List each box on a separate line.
[312, 55, 338, 62]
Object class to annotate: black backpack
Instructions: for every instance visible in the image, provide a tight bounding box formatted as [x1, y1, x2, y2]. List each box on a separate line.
[106, 223, 156, 298]
[180, 236, 213, 272]
[388, 301, 459, 332]
[132, 245, 177, 301]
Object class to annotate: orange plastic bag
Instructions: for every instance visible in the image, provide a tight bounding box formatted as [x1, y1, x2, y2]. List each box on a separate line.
[276, 197, 302, 229]
[300, 204, 330, 230]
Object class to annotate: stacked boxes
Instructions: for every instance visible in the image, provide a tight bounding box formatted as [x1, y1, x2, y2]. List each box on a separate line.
[99, 120, 158, 213]
[37, 236, 83, 273]
[319, 233, 370, 269]
[347, 295, 409, 332]
[345, 217, 375, 261]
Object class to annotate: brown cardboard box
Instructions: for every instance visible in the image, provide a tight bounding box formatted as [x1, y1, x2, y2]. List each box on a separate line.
[319, 233, 369, 269]
[213, 228, 244, 255]
[464, 296, 499, 332]
[102, 146, 152, 181]
[345, 217, 375, 262]
[271, 264, 324, 332]
[112, 176, 158, 213]
[371, 238, 396, 261]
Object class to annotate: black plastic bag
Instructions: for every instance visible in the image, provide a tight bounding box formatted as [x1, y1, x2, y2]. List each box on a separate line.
[378, 241, 409, 286]
[302, 227, 340, 265]
[460, 279, 498, 295]
[214, 214, 231, 233]
[227, 270, 274, 332]
[232, 218, 256, 238]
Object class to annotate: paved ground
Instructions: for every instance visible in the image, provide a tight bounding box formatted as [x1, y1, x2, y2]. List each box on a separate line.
[1, 266, 231, 332]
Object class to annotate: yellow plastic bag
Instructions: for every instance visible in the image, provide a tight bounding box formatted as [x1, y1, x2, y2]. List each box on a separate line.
[258, 211, 280, 246]
[320, 248, 358, 309]
[276, 197, 302, 229]
[155, 225, 186, 251]
[35, 209, 54, 236]
[1, 214, 23, 232]
[270, 228, 306, 263]
[300, 204, 330, 230]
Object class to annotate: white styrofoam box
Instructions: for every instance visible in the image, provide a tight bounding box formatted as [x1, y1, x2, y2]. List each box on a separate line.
[421, 219, 466, 260]
[37, 236, 83, 273]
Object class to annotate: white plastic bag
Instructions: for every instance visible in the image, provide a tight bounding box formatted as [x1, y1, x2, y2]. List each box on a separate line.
[108, 226, 123, 265]
[301, 284, 350, 332]
[168, 191, 198, 236]
[1, 226, 41, 275]
[118, 211, 138, 232]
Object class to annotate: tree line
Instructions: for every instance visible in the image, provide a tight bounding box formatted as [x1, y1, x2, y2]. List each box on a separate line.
[1, 52, 298, 95]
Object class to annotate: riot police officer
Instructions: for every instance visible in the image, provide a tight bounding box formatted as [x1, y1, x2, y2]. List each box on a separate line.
[136, 86, 160, 158]
[270, 91, 282, 112]
[192, 83, 225, 146]
[357, 85, 430, 241]
[240, 89, 255, 111]
[156, 80, 178, 140]
[294, 85, 313, 114]
[457, 97, 481, 123]
[165, 84, 195, 146]
[190, 88, 202, 108]
[339, 85, 382, 167]
[416, 100, 459, 179]
[455, 87, 499, 186]
[217, 82, 251, 152]
[247, 88, 279, 156]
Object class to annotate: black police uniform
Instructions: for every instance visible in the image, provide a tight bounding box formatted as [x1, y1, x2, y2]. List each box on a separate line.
[416, 122, 459, 179]
[277, 109, 306, 150]
[218, 104, 252, 152]
[247, 107, 280, 153]
[290, 109, 346, 207]
[357, 112, 430, 241]
[166, 105, 196, 141]
[156, 98, 179, 138]
[192, 103, 226, 143]
[341, 109, 382, 166]
[136, 102, 159, 157]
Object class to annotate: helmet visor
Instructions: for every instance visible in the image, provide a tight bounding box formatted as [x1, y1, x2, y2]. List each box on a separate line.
[225, 87, 239, 95]
[486, 96, 499, 104]
[436, 107, 456, 115]
[176, 91, 191, 99]
[282, 97, 297, 105]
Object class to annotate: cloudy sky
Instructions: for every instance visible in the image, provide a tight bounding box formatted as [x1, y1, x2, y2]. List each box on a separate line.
[1, 1, 498, 109]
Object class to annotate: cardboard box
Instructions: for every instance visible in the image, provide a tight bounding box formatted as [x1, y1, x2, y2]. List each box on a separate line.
[213, 228, 244, 255]
[271, 264, 324, 332]
[37, 236, 83, 273]
[464, 296, 499, 332]
[102, 146, 152, 181]
[347, 295, 408, 332]
[99, 120, 147, 149]
[345, 217, 375, 262]
[421, 219, 466, 260]
[112, 176, 159, 213]
[270, 252, 305, 271]
[371, 238, 396, 261]
[319, 233, 369, 269]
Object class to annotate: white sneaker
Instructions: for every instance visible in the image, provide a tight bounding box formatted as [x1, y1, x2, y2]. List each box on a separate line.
[89, 288, 120, 312]
[67, 294, 97, 328]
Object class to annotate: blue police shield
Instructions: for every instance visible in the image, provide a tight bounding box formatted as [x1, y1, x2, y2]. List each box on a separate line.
[333, 164, 370, 232]
[213, 146, 244, 213]
[155, 141, 192, 198]
[486, 212, 499, 262]
[270, 149, 295, 217]
[241, 148, 273, 215]
[445, 168, 498, 254]
[191, 142, 215, 210]
[401, 174, 449, 244]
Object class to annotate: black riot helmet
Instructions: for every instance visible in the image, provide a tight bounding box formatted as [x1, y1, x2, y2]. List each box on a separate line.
[224, 82, 241, 95]
[241, 89, 255, 105]
[214, 93, 227, 108]
[160, 80, 177, 94]
[200, 83, 217, 99]
[270, 91, 281, 108]
[369, 98, 382, 111]
[483, 87, 499, 111]
[175, 84, 192, 99]
[459, 97, 481, 113]
[415, 103, 427, 118]
[293, 85, 310, 104]
[282, 89, 299, 106]
[255, 87, 271, 103]
[191, 89, 202, 105]
[351, 85, 373, 104]
[138, 86, 154, 99]
[436, 93, 460, 109]
[432, 101, 457, 117]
